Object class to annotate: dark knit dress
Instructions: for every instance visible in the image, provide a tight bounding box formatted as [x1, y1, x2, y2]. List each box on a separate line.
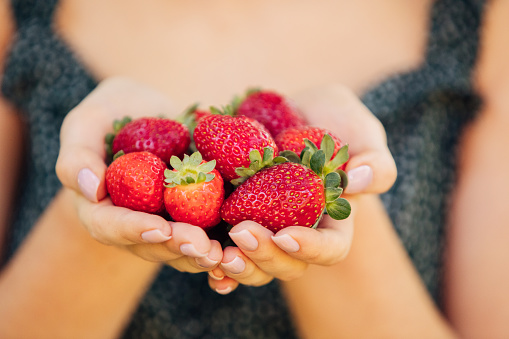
[1, 0, 484, 337]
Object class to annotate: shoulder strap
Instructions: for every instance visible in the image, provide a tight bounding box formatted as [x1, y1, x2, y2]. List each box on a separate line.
[9, 0, 59, 27]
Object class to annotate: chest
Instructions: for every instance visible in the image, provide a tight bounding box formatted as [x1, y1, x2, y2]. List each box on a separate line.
[55, 0, 432, 109]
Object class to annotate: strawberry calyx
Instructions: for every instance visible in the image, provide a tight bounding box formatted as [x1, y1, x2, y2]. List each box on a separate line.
[164, 151, 216, 188]
[105, 116, 132, 160]
[231, 146, 288, 186]
[233, 134, 352, 224]
[297, 134, 351, 223]
[231, 87, 262, 112]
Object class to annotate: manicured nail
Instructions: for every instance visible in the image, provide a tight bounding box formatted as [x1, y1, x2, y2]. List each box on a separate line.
[195, 256, 219, 268]
[215, 286, 232, 295]
[208, 270, 224, 281]
[78, 168, 100, 202]
[346, 165, 373, 194]
[271, 234, 300, 253]
[221, 256, 246, 274]
[229, 230, 259, 251]
[141, 229, 172, 243]
[180, 243, 207, 258]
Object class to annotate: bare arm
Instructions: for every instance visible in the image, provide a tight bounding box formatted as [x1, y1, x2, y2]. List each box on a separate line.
[282, 2, 509, 338]
[443, 1, 509, 337]
[0, 4, 163, 337]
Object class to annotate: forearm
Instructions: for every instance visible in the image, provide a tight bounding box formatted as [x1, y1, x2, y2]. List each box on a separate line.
[282, 194, 456, 339]
[443, 108, 509, 338]
[0, 189, 161, 339]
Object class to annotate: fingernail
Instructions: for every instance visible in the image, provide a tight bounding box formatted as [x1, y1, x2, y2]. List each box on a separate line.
[141, 229, 172, 243]
[208, 270, 224, 281]
[196, 256, 219, 268]
[221, 256, 245, 274]
[78, 168, 100, 202]
[271, 234, 300, 253]
[180, 243, 207, 258]
[346, 165, 373, 194]
[215, 286, 232, 295]
[228, 230, 258, 251]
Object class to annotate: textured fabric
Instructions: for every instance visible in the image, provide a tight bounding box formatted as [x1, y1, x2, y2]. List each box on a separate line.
[0, 0, 484, 337]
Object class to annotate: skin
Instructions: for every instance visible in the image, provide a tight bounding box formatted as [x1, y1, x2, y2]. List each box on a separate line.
[0, 0, 508, 338]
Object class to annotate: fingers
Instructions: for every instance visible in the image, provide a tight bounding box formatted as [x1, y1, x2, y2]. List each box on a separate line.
[292, 84, 397, 194]
[272, 214, 354, 266]
[56, 77, 177, 202]
[229, 222, 309, 280]
[74, 192, 172, 246]
[345, 148, 397, 195]
[208, 275, 240, 295]
[219, 246, 275, 286]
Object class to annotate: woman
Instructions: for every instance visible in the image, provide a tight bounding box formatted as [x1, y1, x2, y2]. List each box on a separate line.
[0, 0, 507, 338]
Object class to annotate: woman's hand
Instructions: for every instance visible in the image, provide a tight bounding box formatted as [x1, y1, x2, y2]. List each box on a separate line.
[56, 77, 221, 274]
[208, 84, 396, 294]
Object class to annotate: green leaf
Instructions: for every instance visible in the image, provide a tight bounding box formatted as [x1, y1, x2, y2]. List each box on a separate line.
[186, 176, 195, 184]
[170, 156, 183, 170]
[235, 167, 255, 177]
[182, 154, 190, 166]
[310, 150, 325, 175]
[205, 173, 215, 182]
[336, 169, 349, 189]
[113, 150, 125, 161]
[311, 210, 325, 229]
[197, 171, 206, 183]
[301, 147, 311, 168]
[249, 160, 261, 172]
[327, 144, 349, 172]
[262, 147, 275, 165]
[189, 151, 202, 167]
[303, 138, 319, 152]
[326, 198, 351, 220]
[197, 160, 216, 174]
[209, 106, 223, 115]
[249, 149, 262, 164]
[325, 187, 343, 203]
[279, 150, 301, 164]
[105, 133, 115, 145]
[273, 156, 288, 164]
[320, 134, 335, 161]
[324, 171, 341, 188]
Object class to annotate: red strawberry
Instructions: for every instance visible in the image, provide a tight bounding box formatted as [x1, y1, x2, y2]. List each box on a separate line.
[106, 151, 167, 214]
[221, 135, 351, 232]
[164, 152, 224, 229]
[193, 114, 278, 182]
[221, 162, 325, 232]
[109, 117, 190, 164]
[234, 89, 307, 137]
[275, 126, 348, 170]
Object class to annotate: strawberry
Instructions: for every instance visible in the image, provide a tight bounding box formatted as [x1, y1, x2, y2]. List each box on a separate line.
[275, 126, 348, 170]
[164, 152, 224, 229]
[106, 116, 190, 164]
[221, 162, 326, 232]
[221, 137, 350, 232]
[193, 114, 279, 182]
[106, 151, 167, 214]
[233, 89, 307, 137]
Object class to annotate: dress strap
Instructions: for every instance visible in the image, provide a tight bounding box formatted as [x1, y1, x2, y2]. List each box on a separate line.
[9, 0, 59, 27]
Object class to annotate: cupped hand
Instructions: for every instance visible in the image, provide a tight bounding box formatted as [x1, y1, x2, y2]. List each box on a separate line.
[293, 84, 397, 194]
[208, 84, 395, 293]
[207, 199, 355, 294]
[56, 77, 221, 274]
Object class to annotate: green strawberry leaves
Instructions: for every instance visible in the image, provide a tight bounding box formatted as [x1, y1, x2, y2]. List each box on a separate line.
[105, 116, 132, 162]
[326, 198, 351, 220]
[165, 151, 216, 188]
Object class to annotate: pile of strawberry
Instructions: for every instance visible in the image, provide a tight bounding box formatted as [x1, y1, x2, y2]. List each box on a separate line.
[104, 89, 351, 235]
